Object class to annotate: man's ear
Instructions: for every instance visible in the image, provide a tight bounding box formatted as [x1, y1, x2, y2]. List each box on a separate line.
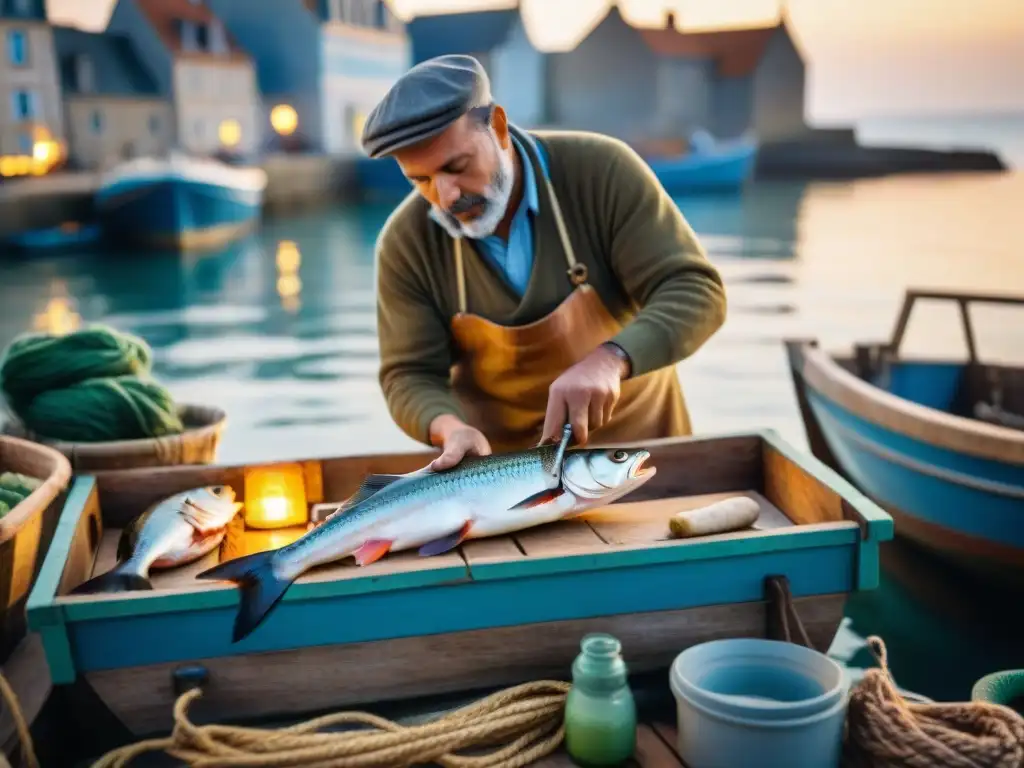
[492, 105, 509, 149]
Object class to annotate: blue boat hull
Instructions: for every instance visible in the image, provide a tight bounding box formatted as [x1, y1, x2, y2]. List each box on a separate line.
[355, 156, 412, 202]
[354, 140, 759, 200]
[644, 142, 758, 193]
[96, 177, 263, 251]
[786, 341, 1024, 585]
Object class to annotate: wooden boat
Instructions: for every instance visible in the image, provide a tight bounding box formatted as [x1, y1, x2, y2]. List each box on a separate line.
[27, 430, 890, 737]
[95, 152, 267, 252]
[640, 135, 759, 194]
[0, 435, 72, 763]
[0, 221, 103, 254]
[785, 289, 1024, 586]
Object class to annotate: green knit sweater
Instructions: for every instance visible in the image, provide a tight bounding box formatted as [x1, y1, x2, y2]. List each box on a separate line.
[375, 129, 727, 446]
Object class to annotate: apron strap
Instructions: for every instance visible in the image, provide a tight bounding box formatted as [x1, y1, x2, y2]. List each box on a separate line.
[454, 237, 468, 315]
[452, 130, 587, 315]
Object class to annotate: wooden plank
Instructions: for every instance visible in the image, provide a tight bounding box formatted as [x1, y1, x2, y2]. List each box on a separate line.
[635, 724, 684, 767]
[512, 519, 608, 558]
[762, 446, 844, 527]
[606, 434, 762, 502]
[460, 536, 524, 565]
[583, 491, 791, 548]
[84, 524, 467, 593]
[83, 594, 847, 735]
[650, 722, 684, 766]
[0, 633, 51, 758]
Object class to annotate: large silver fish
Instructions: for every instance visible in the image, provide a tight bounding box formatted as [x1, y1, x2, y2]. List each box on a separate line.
[70, 485, 242, 594]
[197, 443, 656, 642]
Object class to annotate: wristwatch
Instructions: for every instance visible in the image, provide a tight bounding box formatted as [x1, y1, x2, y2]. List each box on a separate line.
[601, 341, 632, 379]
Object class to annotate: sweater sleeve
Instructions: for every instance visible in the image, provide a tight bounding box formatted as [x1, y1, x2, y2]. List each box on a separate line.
[600, 140, 727, 378]
[375, 229, 465, 446]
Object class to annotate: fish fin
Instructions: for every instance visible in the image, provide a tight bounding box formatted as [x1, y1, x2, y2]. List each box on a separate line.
[195, 551, 295, 643]
[69, 567, 152, 595]
[179, 498, 231, 535]
[509, 487, 566, 511]
[418, 521, 473, 557]
[337, 474, 404, 514]
[352, 538, 393, 566]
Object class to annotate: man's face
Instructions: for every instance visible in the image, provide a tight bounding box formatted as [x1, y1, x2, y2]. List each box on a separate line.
[392, 108, 514, 239]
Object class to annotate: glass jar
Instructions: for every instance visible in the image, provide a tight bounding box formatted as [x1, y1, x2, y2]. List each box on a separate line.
[564, 633, 637, 766]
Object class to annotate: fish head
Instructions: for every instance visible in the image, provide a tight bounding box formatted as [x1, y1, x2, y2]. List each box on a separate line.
[189, 485, 243, 515]
[561, 447, 656, 506]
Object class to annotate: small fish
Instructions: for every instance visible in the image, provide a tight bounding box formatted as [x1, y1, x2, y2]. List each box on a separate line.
[196, 444, 656, 643]
[70, 485, 242, 594]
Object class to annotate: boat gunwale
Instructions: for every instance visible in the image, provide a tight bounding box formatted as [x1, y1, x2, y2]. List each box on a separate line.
[793, 341, 1024, 466]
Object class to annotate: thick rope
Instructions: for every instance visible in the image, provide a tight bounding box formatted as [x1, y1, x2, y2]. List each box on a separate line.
[845, 636, 1024, 768]
[91, 680, 571, 768]
[0, 670, 39, 768]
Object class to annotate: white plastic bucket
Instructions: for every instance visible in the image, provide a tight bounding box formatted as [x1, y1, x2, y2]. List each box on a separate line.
[669, 638, 848, 768]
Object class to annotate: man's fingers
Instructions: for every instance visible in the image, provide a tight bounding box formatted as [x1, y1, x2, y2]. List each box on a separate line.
[430, 444, 463, 471]
[567, 394, 590, 445]
[473, 435, 493, 456]
[588, 397, 605, 434]
[540, 391, 567, 445]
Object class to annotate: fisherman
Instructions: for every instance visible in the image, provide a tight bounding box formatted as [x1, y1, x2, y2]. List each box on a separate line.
[363, 55, 727, 470]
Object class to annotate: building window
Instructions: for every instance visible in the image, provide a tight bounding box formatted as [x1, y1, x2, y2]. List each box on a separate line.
[11, 0, 33, 17]
[149, 114, 161, 135]
[6, 29, 29, 66]
[90, 109, 103, 134]
[11, 89, 36, 120]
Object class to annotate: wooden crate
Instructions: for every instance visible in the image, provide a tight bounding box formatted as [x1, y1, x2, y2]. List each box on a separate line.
[27, 430, 892, 736]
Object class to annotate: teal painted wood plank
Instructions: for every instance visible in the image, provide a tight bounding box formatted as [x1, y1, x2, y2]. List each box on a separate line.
[27, 476, 96, 627]
[56, 522, 859, 622]
[760, 427, 895, 542]
[856, 540, 880, 590]
[66, 544, 856, 673]
[464, 523, 859, 581]
[36, 624, 76, 685]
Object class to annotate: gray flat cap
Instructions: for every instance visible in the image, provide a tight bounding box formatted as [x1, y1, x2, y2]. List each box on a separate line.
[361, 54, 491, 159]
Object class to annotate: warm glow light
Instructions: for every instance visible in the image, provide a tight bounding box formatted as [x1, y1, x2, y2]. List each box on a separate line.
[243, 463, 309, 529]
[219, 119, 242, 148]
[33, 281, 81, 336]
[276, 240, 301, 272]
[270, 104, 299, 136]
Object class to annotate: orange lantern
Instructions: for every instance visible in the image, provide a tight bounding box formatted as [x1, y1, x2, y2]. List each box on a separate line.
[243, 462, 308, 529]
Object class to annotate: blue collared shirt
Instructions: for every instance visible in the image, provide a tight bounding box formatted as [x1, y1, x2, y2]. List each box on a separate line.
[430, 132, 549, 297]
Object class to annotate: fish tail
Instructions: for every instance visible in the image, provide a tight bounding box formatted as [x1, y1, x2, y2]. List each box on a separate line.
[69, 566, 153, 595]
[195, 551, 295, 643]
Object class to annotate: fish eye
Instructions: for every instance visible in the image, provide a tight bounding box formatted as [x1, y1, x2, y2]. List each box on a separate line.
[210, 485, 224, 495]
[610, 450, 629, 463]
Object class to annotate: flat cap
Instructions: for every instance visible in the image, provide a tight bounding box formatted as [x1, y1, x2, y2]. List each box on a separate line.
[360, 54, 491, 159]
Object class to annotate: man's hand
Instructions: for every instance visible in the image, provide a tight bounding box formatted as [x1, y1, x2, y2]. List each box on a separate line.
[540, 344, 630, 446]
[428, 414, 492, 471]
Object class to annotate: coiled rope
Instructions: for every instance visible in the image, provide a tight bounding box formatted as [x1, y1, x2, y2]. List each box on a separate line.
[90, 680, 571, 768]
[845, 636, 1024, 767]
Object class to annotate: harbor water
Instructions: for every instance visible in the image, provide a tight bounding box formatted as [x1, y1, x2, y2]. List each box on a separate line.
[2, 171, 1022, 703]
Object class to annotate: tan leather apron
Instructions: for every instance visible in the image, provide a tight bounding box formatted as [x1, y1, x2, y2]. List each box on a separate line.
[448, 137, 691, 453]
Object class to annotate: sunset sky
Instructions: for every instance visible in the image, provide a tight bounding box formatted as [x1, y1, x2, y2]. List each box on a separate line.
[46, 0, 1024, 124]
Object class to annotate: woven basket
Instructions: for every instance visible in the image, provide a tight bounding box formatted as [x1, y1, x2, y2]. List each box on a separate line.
[2, 403, 227, 473]
[0, 434, 72, 660]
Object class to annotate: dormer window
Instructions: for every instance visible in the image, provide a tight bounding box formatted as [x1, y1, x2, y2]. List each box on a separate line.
[209, 19, 228, 54]
[11, 0, 33, 17]
[75, 55, 95, 93]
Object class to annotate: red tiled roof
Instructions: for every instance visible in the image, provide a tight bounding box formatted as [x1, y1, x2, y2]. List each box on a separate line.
[133, 0, 250, 62]
[638, 23, 781, 77]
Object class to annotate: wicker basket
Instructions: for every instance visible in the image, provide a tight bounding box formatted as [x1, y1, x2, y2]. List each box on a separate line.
[2, 403, 227, 472]
[0, 434, 72, 660]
